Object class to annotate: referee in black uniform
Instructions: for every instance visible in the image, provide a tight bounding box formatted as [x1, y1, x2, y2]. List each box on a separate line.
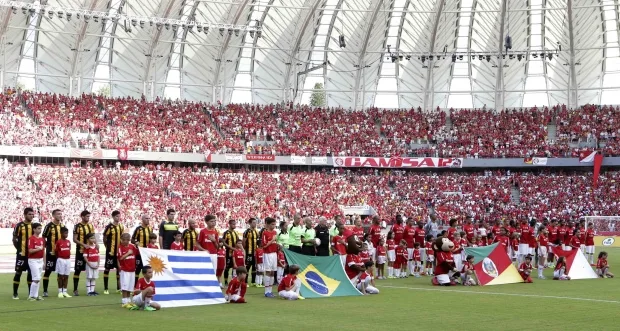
[182, 219, 198, 251]
[132, 214, 152, 285]
[102, 210, 124, 294]
[159, 209, 179, 250]
[222, 219, 239, 285]
[315, 216, 330, 256]
[73, 210, 94, 296]
[12, 207, 34, 300]
[41, 209, 63, 297]
[243, 218, 259, 286]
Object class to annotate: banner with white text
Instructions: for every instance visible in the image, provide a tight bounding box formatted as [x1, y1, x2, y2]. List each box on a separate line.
[331, 157, 463, 169]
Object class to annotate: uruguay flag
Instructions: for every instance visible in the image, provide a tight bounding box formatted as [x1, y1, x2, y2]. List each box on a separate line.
[138, 248, 226, 308]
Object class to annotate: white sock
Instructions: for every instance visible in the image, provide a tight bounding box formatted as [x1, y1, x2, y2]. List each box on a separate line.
[264, 278, 270, 293]
[394, 269, 400, 277]
[387, 267, 392, 277]
[59, 288, 63, 294]
[257, 275, 262, 286]
[30, 282, 38, 298]
[538, 266, 543, 277]
[63, 288, 67, 293]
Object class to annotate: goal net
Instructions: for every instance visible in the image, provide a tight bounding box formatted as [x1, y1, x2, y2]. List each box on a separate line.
[584, 216, 620, 248]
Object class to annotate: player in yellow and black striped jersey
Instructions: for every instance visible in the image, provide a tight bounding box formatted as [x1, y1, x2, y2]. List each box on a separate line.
[103, 210, 124, 294]
[182, 219, 198, 251]
[243, 218, 259, 285]
[41, 209, 64, 296]
[73, 210, 95, 296]
[132, 214, 153, 284]
[12, 207, 35, 299]
[222, 219, 239, 284]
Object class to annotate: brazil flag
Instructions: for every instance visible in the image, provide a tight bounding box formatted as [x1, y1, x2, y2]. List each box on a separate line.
[283, 250, 362, 298]
[464, 243, 523, 286]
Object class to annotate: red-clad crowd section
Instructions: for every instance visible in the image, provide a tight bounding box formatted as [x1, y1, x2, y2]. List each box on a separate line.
[1, 162, 619, 231]
[0, 90, 617, 157]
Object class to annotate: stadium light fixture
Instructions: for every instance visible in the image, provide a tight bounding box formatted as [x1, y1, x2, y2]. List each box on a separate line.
[339, 35, 346, 48]
[451, 54, 456, 62]
[486, 55, 491, 62]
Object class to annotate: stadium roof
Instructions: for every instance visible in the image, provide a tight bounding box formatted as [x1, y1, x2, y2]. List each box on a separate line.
[2, 0, 619, 109]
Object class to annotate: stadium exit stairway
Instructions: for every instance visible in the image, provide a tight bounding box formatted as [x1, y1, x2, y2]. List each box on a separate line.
[547, 123, 557, 142]
[511, 185, 521, 205]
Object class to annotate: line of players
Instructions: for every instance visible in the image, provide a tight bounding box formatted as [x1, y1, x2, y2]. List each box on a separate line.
[11, 208, 160, 310]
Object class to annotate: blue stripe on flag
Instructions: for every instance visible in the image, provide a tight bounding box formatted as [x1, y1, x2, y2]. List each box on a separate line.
[156, 292, 225, 302]
[167, 255, 212, 263]
[171, 267, 215, 275]
[156, 280, 221, 288]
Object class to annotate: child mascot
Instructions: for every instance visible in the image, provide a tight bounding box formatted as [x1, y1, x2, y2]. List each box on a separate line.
[431, 237, 459, 286]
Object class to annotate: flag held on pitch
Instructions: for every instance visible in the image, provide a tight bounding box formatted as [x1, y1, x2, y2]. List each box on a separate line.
[138, 248, 226, 308]
[464, 243, 523, 286]
[283, 250, 362, 298]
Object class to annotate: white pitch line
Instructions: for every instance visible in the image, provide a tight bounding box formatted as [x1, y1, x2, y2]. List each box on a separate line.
[379, 285, 620, 304]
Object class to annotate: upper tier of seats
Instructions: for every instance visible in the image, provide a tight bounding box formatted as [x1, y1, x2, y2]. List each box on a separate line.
[1, 90, 617, 157]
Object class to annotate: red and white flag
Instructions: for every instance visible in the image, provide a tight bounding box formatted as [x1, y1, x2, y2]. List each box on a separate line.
[578, 150, 596, 163]
[204, 150, 212, 163]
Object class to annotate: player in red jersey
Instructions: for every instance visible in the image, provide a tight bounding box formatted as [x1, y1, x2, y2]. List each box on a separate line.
[392, 216, 405, 245]
[510, 233, 520, 264]
[27, 223, 45, 301]
[447, 219, 458, 242]
[518, 219, 531, 264]
[55, 227, 72, 297]
[226, 266, 248, 303]
[553, 256, 570, 280]
[345, 250, 365, 280]
[331, 224, 347, 266]
[461, 254, 476, 285]
[147, 233, 158, 249]
[528, 223, 536, 256]
[564, 222, 575, 251]
[463, 217, 475, 245]
[277, 246, 287, 283]
[170, 231, 184, 251]
[261, 217, 279, 298]
[232, 240, 245, 279]
[386, 231, 396, 278]
[360, 243, 371, 263]
[452, 232, 463, 272]
[547, 219, 558, 265]
[197, 215, 220, 272]
[424, 235, 435, 276]
[557, 221, 567, 250]
[579, 221, 587, 253]
[414, 222, 426, 261]
[403, 219, 416, 275]
[217, 241, 226, 287]
[254, 244, 264, 288]
[376, 237, 386, 279]
[569, 228, 581, 250]
[519, 255, 534, 283]
[596, 252, 614, 278]
[117, 233, 137, 308]
[394, 240, 408, 278]
[585, 223, 596, 264]
[83, 233, 100, 296]
[132, 266, 161, 310]
[536, 227, 548, 279]
[278, 265, 304, 300]
[352, 218, 365, 238]
[494, 227, 510, 253]
[412, 242, 422, 277]
[369, 216, 382, 248]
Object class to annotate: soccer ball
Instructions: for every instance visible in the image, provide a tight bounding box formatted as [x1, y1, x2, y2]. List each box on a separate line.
[314, 238, 321, 246]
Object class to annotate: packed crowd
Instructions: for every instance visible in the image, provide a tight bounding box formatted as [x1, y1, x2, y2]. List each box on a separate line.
[2, 90, 619, 157]
[1, 161, 619, 232]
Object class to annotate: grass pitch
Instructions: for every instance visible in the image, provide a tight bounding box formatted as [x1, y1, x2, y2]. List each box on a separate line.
[1, 248, 619, 331]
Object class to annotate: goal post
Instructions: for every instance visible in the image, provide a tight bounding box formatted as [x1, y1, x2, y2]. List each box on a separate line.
[583, 216, 620, 248]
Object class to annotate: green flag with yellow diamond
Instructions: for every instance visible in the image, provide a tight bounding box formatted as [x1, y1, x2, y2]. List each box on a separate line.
[283, 250, 362, 298]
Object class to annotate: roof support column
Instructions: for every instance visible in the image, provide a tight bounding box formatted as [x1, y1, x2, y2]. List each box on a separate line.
[495, 0, 508, 110]
[353, 0, 383, 110]
[422, 0, 445, 111]
[566, 0, 577, 108]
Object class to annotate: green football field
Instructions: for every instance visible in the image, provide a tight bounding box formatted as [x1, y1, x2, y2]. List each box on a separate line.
[1, 248, 618, 331]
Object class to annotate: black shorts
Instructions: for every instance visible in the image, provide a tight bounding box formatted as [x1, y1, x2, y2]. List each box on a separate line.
[74, 252, 86, 272]
[104, 254, 118, 270]
[45, 254, 57, 272]
[15, 254, 29, 272]
[135, 256, 144, 274]
[226, 256, 234, 269]
[245, 254, 256, 268]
